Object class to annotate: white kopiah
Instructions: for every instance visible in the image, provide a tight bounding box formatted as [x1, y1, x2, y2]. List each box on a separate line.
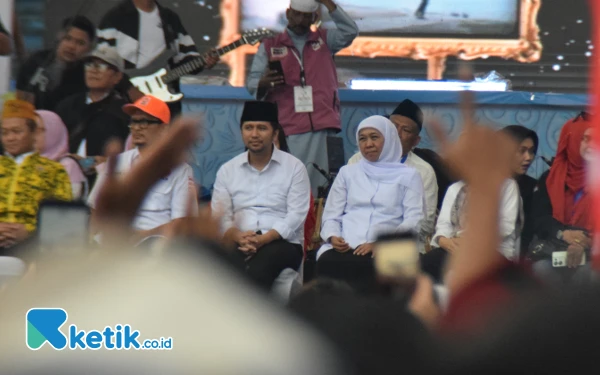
[290, 0, 319, 13]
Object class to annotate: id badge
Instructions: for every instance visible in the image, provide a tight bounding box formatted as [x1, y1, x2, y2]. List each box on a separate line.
[294, 86, 314, 113]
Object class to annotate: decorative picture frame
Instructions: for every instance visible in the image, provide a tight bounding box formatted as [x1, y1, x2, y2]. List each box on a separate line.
[219, 0, 542, 86]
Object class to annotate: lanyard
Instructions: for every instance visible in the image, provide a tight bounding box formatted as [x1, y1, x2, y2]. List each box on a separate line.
[290, 49, 307, 87]
[401, 154, 408, 164]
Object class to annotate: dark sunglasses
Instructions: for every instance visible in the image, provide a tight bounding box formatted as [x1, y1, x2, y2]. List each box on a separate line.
[84, 61, 117, 72]
[128, 119, 163, 129]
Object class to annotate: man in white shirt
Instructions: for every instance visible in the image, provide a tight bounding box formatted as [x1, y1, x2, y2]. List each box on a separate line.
[88, 95, 194, 241]
[348, 100, 438, 252]
[212, 101, 310, 290]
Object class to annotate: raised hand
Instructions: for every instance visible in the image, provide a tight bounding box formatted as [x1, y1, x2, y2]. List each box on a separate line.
[428, 65, 519, 296]
[163, 201, 224, 247]
[408, 274, 442, 330]
[429, 91, 516, 186]
[315, 0, 337, 12]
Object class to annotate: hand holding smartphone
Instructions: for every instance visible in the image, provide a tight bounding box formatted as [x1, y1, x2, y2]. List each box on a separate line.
[375, 232, 420, 279]
[268, 60, 284, 77]
[375, 231, 443, 312]
[374, 232, 420, 297]
[262, 60, 285, 88]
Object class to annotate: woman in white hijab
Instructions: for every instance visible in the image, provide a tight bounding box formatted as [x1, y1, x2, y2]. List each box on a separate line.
[316, 115, 425, 293]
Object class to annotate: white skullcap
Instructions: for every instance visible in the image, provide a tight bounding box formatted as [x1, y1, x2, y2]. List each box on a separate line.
[290, 0, 319, 13]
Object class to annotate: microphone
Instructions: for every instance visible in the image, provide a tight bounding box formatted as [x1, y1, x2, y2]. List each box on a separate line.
[310, 162, 331, 182]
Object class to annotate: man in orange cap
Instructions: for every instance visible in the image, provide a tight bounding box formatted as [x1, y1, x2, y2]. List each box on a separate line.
[0, 100, 72, 252]
[88, 95, 195, 243]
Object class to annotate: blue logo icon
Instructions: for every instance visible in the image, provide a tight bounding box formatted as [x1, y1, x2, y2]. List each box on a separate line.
[26, 308, 68, 350]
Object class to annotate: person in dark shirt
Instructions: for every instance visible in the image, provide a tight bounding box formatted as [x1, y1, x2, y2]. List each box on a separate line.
[55, 45, 130, 179]
[500, 125, 539, 254]
[16, 16, 95, 111]
[0, 18, 11, 56]
[530, 116, 592, 285]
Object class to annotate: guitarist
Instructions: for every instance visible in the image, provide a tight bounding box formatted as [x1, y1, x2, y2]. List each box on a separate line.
[97, 0, 219, 116]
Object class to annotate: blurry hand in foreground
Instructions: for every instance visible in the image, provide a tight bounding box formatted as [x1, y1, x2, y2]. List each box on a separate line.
[95, 116, 199, 243]
[429, 66, 518, 296]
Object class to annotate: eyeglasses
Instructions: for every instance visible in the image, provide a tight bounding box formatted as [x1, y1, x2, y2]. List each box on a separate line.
[85, 61, 113, 72]
[128, 119, 163, 129]
[1, 128, 27, 136]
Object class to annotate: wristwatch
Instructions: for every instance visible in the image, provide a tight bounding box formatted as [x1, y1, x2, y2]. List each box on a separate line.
[556, 230, 564, 240]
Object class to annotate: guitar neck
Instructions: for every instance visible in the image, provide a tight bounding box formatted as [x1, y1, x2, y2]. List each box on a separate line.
[162, 39, 247, 84]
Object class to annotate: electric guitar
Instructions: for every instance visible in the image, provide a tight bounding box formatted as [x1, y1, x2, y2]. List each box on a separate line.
[127, 28, 273, 102]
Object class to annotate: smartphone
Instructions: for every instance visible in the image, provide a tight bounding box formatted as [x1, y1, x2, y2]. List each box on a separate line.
[374, 232, 420, 296]
[268, 60, 284, 78]
[78, 157, 96, 171]
[375, 232, 419, 278]
[552, 251, 586, 267]
[36, 201, 90, 254]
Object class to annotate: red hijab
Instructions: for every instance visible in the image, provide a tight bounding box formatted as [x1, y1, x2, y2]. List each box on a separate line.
[546, 116, 592, 230]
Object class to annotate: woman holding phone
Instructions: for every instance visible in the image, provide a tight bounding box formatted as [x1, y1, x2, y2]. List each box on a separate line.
[530, 115, 594, 285]
[316, 115, 425, 293]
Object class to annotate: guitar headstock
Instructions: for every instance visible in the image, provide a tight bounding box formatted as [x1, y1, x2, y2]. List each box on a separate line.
[241, 28, 275, 45]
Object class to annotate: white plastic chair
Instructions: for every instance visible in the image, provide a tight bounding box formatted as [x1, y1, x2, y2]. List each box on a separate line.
[271, 263, 304, 304]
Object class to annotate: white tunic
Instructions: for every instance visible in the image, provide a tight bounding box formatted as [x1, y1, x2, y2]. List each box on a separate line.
[348, 150, 438, 242]
[318, 163, 425, 259]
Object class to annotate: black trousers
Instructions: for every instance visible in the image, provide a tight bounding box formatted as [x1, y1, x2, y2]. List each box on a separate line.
[235, 240, 303, 291]
[317, 250, 376, 295]
[419, 247, 449, 284]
